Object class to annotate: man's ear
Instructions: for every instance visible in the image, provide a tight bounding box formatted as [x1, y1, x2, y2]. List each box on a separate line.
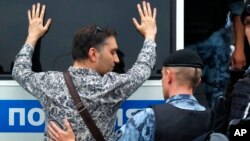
[165, 69, 172, 84]
[88, 47, 98, 62]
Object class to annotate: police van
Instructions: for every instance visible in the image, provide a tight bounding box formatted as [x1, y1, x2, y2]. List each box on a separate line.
[0, 0, 180, 140]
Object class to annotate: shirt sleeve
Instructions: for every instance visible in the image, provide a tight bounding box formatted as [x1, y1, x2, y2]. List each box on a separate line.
[102, 39, 157, 100]
[12, 44, 53, 99]
[114, 108, 155, 141]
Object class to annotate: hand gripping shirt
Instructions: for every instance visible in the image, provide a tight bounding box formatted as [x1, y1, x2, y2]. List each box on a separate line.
[12, 39, 156, 141]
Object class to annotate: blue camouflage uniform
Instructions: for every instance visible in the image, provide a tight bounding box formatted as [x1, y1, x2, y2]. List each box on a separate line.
[185, 0, 244, 107]
[113, 94, 206, 141]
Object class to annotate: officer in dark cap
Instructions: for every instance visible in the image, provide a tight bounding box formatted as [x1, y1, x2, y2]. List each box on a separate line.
[147, 49, 211, 141]
[47, 49, 212, 141]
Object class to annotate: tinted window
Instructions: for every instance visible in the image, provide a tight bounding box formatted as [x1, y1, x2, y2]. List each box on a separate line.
[0, 0, 175, 79]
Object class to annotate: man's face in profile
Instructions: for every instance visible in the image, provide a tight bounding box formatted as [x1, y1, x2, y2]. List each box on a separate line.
[95, 36, 119, 75]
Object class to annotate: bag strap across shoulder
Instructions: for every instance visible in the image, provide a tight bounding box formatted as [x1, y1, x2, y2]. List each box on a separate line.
[63, 71, 105, 141]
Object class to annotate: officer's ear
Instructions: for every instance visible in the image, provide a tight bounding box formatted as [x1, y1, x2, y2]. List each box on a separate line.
[165, 68, 173, 84]
[193, 68, 201, 87]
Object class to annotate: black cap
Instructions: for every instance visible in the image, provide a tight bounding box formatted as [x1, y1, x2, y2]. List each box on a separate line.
[241, 0, 250, 25]
[163, 49, 203, 69]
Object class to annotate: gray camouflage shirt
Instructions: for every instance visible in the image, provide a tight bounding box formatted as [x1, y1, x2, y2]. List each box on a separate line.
[12, 39, 156, 141]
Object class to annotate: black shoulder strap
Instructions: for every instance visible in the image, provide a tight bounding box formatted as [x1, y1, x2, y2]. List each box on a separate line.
[63, 71, 105, 141]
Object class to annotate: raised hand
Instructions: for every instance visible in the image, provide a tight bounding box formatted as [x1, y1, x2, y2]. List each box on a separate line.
[132, 1, 157, 41]
[25, 3, 52, 47]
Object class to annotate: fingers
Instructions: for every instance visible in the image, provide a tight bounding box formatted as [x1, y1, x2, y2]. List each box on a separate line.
[51, 121, 64, 132]
[35, 3, 41, 17]
[147, 2, 152, 17]
[32, 4, 36, 18]
[137, 1, 155, 18]
[137, 3, 144, 18]
[47, 123, 58, 141]
[153, 8, 157, 20]
[133, 1, 157, 40]
[30, 3, 46, 19]
[44, 18, 52, 30]
[40, 5, 46, 19]
[132, 18, 140, 29]
[64, 119, 72, 131]
[142, 1, 148, 17]
[27, 10, 31, 23]
[48, 119, 75, 141]
[28, 3, 51, 31]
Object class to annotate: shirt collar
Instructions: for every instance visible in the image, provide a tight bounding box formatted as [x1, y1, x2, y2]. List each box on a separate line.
[68, 66, 100, 76]
[165, 94, 198, 104]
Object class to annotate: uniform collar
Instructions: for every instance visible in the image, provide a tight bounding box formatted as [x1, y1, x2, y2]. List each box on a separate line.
[165, 94, 198, 104]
